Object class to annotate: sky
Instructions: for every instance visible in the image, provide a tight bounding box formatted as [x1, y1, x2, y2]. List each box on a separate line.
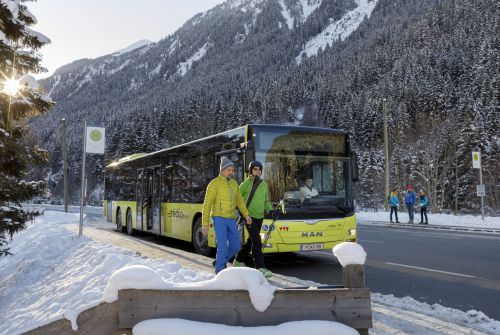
[28, 0, 226, 79]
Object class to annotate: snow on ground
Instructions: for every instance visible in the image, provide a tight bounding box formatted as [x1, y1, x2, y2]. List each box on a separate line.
[133, 319, 358, 335]
[356, 211, 500, 230]
[0, 212, 212, 335]
[1, 211, 499, 335]
[296, 0, 378, 64]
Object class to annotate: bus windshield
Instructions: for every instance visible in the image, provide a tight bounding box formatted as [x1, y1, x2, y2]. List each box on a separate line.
[253, 127, 353, 213]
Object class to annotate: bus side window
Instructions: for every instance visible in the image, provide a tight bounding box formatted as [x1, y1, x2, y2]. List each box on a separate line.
[162, 164, 173, 202]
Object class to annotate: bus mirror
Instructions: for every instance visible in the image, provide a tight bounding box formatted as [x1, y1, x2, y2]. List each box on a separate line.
[351, 151, 359, 182]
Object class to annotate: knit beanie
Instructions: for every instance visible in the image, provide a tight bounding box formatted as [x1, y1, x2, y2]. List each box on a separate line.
[220, 156, 235, 173]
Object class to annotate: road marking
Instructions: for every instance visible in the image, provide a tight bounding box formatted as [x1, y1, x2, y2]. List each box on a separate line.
[385, 262, 476, 278]
[409, 233, 462, 240]
[358, 239, 383, 244]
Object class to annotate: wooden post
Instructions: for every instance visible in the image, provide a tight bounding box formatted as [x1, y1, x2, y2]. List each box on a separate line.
[343, 264, 369, 335]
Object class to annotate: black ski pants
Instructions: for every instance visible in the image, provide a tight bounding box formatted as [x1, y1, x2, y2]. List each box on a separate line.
[420, 207, 428, 224]
[235, 218, 265, 269]
[390, 206, 399, 222]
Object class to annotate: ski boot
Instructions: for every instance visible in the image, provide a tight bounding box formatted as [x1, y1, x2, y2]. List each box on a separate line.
[258, 268, 273, 278]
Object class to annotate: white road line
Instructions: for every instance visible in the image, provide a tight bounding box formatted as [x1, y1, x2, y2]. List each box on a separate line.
[358, 239, 383, 244]
[385, 262, 476, 278]
[409, 233, 462, 240]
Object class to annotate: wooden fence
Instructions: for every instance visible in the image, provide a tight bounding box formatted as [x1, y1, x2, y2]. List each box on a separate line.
[25, 264, 372, 335]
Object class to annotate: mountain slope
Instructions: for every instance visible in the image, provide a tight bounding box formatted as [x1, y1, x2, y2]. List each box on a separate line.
[33, 0, 499, 213]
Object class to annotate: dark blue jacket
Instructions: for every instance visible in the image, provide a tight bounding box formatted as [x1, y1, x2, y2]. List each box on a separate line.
[405, 191, 416, 205]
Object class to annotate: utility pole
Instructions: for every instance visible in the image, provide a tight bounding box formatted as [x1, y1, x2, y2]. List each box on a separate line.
[454, 144, 458, 216]
[60, 118, 68, 213]
[383, 98, 389, 211]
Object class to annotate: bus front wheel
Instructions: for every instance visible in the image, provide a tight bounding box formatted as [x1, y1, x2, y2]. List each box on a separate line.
[126, 209, 134, 236]
[192, 217, 212, 256]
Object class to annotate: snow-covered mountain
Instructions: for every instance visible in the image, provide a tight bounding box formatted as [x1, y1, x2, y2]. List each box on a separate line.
[41, 0, 364, 102]
[113, 39, 153, 55]
[34, 0, 499, 213]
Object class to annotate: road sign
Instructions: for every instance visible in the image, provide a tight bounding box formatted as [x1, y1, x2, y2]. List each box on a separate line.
[477, 184, 485, 197]
[472, 151, 481, 169]
[86, 126, 105, 154]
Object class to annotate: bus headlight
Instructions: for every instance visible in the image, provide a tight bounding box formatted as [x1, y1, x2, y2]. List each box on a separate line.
[348, 228, 356, 236]
[260, 233, 266, 240]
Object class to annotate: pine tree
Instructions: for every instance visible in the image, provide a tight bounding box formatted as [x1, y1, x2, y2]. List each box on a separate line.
[0, 1, 53, 256]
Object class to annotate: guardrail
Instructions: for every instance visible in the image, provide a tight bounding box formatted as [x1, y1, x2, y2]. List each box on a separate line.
[24, 265, 372, 335]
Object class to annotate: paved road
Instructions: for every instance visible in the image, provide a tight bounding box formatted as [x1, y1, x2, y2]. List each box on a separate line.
[266, 224, 500, 320]
[42, 205, 500, 320]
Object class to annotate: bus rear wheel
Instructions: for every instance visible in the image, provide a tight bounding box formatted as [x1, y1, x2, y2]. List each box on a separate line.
[192, 217, 212, 256]
[116, 209, 123, 232]
[126, 209, 134, 236]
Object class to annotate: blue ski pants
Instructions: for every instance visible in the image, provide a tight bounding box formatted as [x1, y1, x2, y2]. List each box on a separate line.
[213, 216, 240, 273]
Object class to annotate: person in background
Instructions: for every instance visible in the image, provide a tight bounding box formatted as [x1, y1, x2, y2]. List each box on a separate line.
[389, 188, 400, 223]
[202, 157, 252, 274]
[233, 161, 273, 278]
[419, 190, 429, 224]
[405, 184, 416, 223]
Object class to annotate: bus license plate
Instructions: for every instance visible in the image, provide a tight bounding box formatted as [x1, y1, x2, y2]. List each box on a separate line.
[301, 243, 324, 251]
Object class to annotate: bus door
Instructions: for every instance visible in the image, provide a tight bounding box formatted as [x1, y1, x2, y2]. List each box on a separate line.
[106, 199, 112, 222]
[215, 149, 245, 184]
[136, 169, 145, 230]
[148, 166, 161, 234]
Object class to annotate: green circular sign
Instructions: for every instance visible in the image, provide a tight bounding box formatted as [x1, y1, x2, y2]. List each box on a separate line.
[90, 130, 102, 142]
[473, 153, 479, 161]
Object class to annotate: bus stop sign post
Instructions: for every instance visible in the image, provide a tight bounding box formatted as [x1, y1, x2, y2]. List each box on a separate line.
[79, 122, 106, 236]
[472, 151, 485, 221]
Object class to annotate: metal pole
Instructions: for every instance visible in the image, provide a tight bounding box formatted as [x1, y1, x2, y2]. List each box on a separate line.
[454, 147, 458, 216]
[61, 118, 68, 213]
[479, 150, 484, 221]
[383, 98, 389, 211]
[79, 120, 87, 236]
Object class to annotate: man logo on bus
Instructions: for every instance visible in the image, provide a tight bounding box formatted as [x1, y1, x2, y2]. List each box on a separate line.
[302, 232, 323, 237]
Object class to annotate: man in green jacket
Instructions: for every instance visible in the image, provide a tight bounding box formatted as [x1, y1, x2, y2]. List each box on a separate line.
[233, 161, 273, 278]
[202, 157, 251, 274]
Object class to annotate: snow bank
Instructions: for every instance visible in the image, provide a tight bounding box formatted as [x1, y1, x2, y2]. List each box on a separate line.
[0, 211, 212, 335]
[372, 293, 500, 334]
[104, 265, 276, 312]
[332, 242, 366, 266]
[357, 211, 500, 229]
[132, 319, 359, 335]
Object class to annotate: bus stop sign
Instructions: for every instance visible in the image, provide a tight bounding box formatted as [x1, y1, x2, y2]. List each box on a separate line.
[477, 184, 485, 197]
[472, 151, 481, 169]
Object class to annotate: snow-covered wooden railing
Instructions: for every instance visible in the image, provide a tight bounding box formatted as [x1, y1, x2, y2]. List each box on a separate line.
[23, 243, 372, 335]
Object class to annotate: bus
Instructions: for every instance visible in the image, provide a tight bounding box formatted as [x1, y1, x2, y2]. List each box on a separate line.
[104, 124, 358, 256]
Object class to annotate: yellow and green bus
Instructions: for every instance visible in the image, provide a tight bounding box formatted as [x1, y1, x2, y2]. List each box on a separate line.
[104, 124, 358, 256]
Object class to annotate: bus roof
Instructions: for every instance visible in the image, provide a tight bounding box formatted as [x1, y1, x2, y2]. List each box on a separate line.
[106, 124, 348, 168]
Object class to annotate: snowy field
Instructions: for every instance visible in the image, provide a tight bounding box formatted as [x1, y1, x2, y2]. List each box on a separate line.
[0, 211, 499, 335]
[357, 211, 500, 230]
